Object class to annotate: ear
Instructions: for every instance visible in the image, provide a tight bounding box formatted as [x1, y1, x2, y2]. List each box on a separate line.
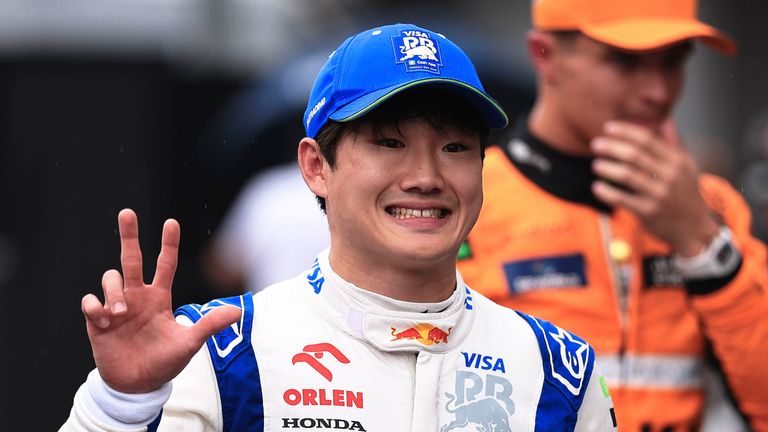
[526, 30, 557, 83]
[298, 137, 329, 199]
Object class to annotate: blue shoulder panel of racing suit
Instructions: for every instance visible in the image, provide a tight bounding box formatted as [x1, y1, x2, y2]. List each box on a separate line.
[515, 311, 595, 431]
[171, 291, 264, 432]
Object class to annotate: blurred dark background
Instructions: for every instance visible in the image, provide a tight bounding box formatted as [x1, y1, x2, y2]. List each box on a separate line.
[0, 0, 765, 429]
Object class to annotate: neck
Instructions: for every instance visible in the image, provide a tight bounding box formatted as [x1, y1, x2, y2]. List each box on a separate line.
[528, 97, 592, 156]
[328, 248, 457, 303]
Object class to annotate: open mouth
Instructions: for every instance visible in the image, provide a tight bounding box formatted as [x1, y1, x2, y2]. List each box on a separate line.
[385, 206, 448, 220]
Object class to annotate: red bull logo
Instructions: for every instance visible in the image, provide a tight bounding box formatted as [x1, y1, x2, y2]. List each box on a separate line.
[390, 324, 452, 346]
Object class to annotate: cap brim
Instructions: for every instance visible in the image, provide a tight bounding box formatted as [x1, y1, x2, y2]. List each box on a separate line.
[582, 18, 736, 55]
[328, 78, 509, 129]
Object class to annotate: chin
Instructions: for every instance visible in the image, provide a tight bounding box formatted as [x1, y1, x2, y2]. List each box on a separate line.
[391, 240, 458, 267]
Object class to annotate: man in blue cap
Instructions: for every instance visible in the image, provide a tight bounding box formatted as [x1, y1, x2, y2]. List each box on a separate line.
[61, 24, 616, 431]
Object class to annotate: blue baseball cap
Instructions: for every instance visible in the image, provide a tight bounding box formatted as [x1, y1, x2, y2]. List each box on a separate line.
[303, 23, 509, 138]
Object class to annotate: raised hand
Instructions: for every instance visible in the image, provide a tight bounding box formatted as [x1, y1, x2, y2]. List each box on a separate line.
[590, 120, 720, 257]
[81, 209, 242, 393]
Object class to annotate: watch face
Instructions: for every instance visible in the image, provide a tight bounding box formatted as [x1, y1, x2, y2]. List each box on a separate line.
[716, 242, 735, 265]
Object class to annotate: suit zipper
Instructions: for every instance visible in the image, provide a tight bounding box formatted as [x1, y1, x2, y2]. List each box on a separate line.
[598, 214, 629, 386]
[408, 352, 418, 383]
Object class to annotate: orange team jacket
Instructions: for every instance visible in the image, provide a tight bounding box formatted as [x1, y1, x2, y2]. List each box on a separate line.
[458, 125, 768, 432]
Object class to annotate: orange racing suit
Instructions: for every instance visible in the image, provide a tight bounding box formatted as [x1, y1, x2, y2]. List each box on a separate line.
[458, 124, 768, 431]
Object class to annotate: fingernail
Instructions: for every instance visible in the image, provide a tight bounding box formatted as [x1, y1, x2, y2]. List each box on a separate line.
[591, 139, 604, 150]
[98, 318, 110, 329]
[112, 301, 126, 314]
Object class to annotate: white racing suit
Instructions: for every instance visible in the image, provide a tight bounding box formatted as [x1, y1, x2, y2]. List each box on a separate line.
[62, 249, 617, 431]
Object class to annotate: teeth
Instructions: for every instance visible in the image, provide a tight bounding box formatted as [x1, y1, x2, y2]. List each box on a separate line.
[388, 207, 445, 219]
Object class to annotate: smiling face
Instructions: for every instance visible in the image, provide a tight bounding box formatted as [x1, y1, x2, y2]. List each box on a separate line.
[298, 90, 487, 295]
[327, 119, 483, 268]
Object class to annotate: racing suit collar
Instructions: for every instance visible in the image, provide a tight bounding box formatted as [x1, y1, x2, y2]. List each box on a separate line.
[500, 117, 613, 213]
[307, 248, 475, 354]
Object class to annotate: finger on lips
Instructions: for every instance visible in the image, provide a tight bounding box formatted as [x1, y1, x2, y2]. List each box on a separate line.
[603, 120, 677, 160]
[604, 121, 652, 142]
[660, 118, 683, 149]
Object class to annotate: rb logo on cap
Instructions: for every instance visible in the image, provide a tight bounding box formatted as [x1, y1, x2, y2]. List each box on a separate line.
[393, 30, 443, 74]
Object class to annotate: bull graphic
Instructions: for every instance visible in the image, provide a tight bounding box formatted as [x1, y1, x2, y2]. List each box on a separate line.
[441, 393, 511, 432]
[399, 44, 438, 62]
[391, 327, 422, 341]
[428, 326, 452, 344]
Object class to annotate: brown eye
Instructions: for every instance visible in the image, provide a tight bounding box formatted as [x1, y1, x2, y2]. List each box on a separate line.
[377, 139, 404, 149]
[444, 143, 467, 153]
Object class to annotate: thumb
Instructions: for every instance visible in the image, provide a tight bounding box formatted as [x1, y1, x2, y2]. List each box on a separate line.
[190, 305, 242, 346]
[660, 117, 683, 149]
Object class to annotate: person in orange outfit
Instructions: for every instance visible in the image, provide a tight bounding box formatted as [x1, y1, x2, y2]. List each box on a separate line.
[458, 0, 768, 430]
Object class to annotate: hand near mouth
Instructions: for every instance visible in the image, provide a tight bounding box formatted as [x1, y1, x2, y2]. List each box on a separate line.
[590, 120, 719, 256]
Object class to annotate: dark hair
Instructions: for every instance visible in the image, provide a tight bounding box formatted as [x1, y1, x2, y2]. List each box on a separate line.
[312, 87, 492, 212]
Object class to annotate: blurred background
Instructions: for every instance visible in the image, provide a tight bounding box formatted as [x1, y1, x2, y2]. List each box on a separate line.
[0, 0, 765, 429]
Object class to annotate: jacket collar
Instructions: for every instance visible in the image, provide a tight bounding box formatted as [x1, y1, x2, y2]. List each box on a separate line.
[303, 248, 475, 354]
[499, 118, 612, 213]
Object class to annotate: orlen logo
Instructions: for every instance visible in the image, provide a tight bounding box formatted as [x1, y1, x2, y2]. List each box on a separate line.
[285, 343, 364, 409]
[391, 324, 452, 346]
[291, 343, 349, 381]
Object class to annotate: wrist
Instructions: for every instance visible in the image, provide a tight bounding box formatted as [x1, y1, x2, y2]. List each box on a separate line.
[82, 369, 172, 428]
[671, 218, 720, 258]
[674, 225, 741, 281]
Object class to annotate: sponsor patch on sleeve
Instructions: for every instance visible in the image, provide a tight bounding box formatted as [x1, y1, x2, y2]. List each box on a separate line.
[642, 255, 684, 288]
[503, 254, 587, 294]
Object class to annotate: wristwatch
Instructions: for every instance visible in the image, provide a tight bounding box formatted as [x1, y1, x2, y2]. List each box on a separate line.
[674, 225, 741, 280]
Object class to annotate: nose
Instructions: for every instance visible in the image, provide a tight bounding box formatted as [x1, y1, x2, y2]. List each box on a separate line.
[635, 66, 677, 109]
[400, 148, 445, 194]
